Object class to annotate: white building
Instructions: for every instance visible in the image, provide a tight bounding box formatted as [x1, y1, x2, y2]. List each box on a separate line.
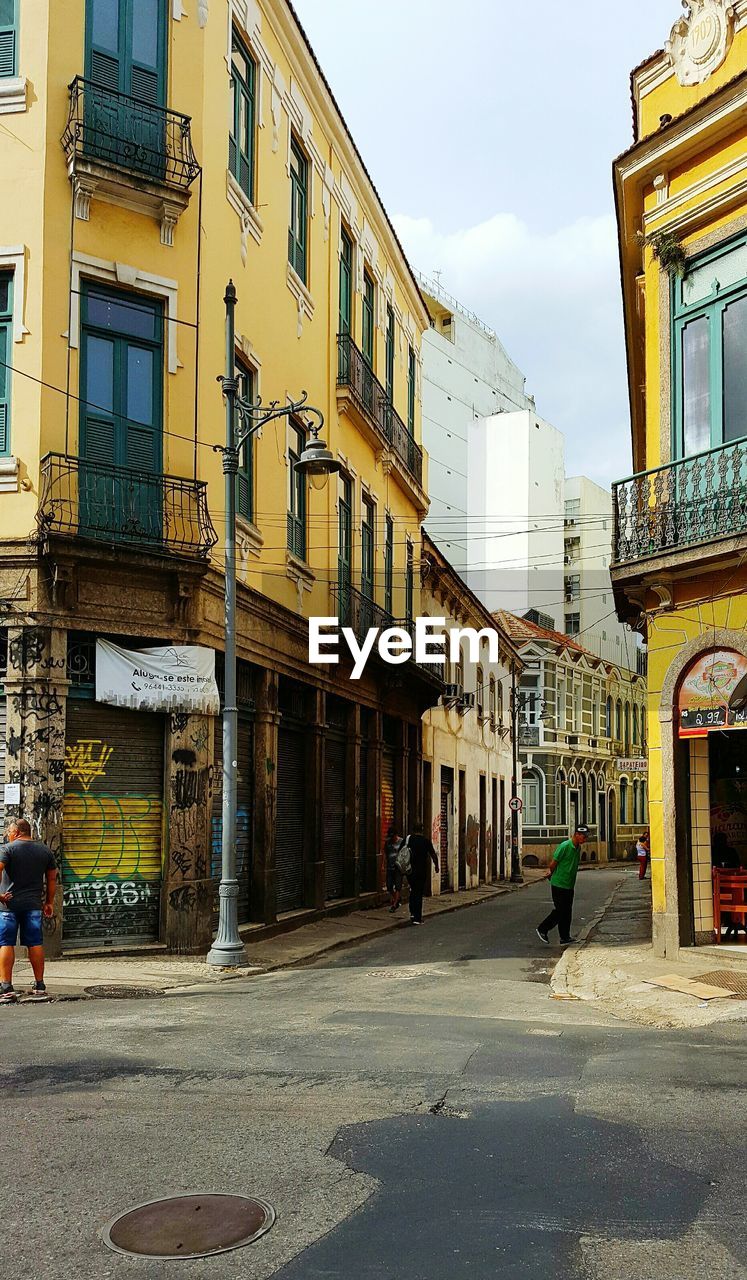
[419, 274, 638, 665]
[563, 476, 638, 668]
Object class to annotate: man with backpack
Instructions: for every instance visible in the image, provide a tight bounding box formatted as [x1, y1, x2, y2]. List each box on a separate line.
[398, 821, 439, 925]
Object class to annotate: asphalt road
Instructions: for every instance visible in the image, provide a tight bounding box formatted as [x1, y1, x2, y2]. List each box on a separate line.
[2, 869, 745, 1280]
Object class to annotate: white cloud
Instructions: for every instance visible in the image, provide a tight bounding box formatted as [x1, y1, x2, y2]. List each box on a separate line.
[394, 211, 633, 486]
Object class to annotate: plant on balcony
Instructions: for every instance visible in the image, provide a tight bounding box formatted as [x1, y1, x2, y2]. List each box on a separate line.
[637, 228, 687, 278]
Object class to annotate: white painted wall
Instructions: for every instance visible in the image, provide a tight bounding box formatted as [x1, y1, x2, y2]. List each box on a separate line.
[564, 475, 639, 668]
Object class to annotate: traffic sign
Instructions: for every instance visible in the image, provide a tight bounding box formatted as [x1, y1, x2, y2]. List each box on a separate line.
[509, 797, 522, 813]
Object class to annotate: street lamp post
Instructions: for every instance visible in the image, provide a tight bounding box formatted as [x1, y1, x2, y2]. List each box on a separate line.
[509, 665, 523, 884]
[207, 281, 339, 967]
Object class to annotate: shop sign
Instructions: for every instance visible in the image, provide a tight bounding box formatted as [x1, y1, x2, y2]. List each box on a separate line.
[96, 640, 220, 715]
[678, 649, 747, 738]
[616, 759, 648, 773]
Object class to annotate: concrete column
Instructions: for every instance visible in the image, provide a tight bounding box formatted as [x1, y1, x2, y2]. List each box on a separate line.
[251, 669, 279, 925]
[163, 713, 213, 954]
[3, 626, 68, 958]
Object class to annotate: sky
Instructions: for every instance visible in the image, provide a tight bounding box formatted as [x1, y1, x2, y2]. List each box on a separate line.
[294, 0, 677, 486]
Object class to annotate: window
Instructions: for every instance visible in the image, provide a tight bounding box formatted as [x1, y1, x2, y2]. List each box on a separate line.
[565, 574, 580, 601]
[361, 494, 375, 600]
[229, 30, 256, 202]
[0, 273, 11, 456]
[574, 682, 582, 732]
[632, 704, 639, 745]
[287, 422, 306, 559]
[521, 672, 541, 725]
[236, 360, 254, 521]
[522, 770, 542, 827]
[339, 227, 353, 337]
[674, 232, 747, 456]
[606, 695, 612, 739]
[616, 699, 622, 741]
[288, 136, 308, 284]
[556, 770, 568, 828]
[476, 666, 484, 721]
[489, 675, 496, 723]
[641, 707, 647, 745]
[620, 777, 628, 825]
[565, 613, 580, 636]
[362, 269, 375, 366]
[592, 693, 599, 737]
[407, 344, 416, 434]
[86, 0, 166, 106]
[624, 702, 630, 752]
[497, 678, 503, 725]
[581, 775, 588, 825]
[405, 539, 414, 625]
[385, 304, 395, 402]
[0, 0, 18, 78]
[337, 474, 352, 619]
[384, 513, 393, 616]
[557, 674, 566, 731]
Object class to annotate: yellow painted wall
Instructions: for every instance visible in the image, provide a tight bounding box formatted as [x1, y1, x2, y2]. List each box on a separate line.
[1, 0, 429, 633]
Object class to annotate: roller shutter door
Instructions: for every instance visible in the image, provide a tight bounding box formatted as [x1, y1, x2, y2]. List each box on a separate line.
[62, 702, 164, 945]
[358, 741, 368, 891]
[440, 783, 450, 892]
[324, 735, 346, 901]
[275, 726, 305, 912]
[211, 715, 252, 925]
[380, 749, 395, 888]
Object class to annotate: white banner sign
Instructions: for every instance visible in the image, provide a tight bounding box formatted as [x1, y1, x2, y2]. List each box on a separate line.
[617, 758, 648, 773]
[96, 640, 220, 714]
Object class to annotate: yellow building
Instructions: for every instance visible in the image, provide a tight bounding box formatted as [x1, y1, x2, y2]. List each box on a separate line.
[0, 0, 440, 951]
[613, 1, 747, 954]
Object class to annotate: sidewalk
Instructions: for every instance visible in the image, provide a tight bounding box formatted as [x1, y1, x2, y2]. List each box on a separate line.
[9, 872, 548, 1001]
[552, 869, 747, 1029]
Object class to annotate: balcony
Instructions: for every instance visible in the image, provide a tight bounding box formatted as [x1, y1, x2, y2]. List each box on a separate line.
[36, 454, 217, 560]
[332, 583, 444, 691]
[62, 77, 200, 245]
[337, 333, 425, 507]
[612, 437, 747, 567]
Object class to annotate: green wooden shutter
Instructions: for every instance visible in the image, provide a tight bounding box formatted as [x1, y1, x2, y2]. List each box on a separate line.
[0, 0, 17, 79]
[0, 274, 13, 457]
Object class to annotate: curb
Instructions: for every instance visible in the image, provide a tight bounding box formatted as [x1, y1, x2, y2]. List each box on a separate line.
[550, 873, 628, 1000]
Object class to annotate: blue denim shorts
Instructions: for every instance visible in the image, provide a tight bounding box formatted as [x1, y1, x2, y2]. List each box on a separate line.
[0, 909, 44, 948]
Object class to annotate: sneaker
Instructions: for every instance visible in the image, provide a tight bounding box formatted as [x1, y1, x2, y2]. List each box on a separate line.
[559, 937, 578, 945]
[0, 985, 17, 1004]
[26, 982, 48, 1003]
[536, 928, 550, 944]
[388, 904, 397, 913]
[411, 919, 421, 926]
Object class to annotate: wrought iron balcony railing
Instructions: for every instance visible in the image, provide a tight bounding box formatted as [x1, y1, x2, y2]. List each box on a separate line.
[337, 333, 424, 487]
[36, 454, 217, 559]
[332, 584, 444, 686]
[62, 76, 200, 190]
[612, 437, 747, 565]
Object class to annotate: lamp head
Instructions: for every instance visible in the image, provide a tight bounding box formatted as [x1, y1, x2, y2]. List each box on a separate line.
[295, 423, 340, 491]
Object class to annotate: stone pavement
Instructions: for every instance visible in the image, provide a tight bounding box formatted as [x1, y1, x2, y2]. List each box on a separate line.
[552, 868, 747, 1029]
[9, 871, 550, 999]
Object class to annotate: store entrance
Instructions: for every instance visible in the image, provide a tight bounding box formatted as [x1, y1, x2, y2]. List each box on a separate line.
[709, 732, 747, 870]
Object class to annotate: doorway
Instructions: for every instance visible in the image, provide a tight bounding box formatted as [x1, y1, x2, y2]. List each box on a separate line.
[479, 774, 487, 883]
[440, 766, 453, 893]
[458, 769, 467, 889]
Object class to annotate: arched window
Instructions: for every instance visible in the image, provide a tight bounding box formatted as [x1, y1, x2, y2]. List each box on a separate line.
[620, 777, 629, 825]
[489, 675, 496, 723]
[616, 699, 622, 741]
[641, 707, 647, 745]
[581, 774, 588, 825]
[624, 703, 631, 752]
[606, 695, 612, 738]
[476, 665, 485, 720]
[497, 679, 504, 725]
[522, 768, 543, 827]
[556, 770, 567, 828]
[632, 704, 639, 745]
[632, 779, 639, 824]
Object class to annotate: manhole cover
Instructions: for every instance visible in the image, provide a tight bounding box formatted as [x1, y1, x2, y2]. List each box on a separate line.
[694, 971, 747, 999]
[84, 985, 166, 999]
[103, 1193, 275, 1259]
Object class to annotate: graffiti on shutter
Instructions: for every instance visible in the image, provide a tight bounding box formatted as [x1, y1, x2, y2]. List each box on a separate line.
[62, 703, 164, 944]
[380, 749, 395, 891]
[440, 784, 450, 892]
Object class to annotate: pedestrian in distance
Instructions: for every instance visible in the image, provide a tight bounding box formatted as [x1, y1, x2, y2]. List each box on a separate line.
[636, 830, 650, 880]
[0, 819, 57, 1004]
[401, 821, 439, 925]
[385, 824, 404, 912]
[536, 824, 589, 946]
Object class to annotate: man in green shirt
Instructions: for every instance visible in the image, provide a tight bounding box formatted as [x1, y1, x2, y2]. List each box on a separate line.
[536, 825, 589, 945]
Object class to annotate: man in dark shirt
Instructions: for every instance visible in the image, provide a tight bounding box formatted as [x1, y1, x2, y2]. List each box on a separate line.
[405, 821, 439, 925]
[0, 819, 57, 1003]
